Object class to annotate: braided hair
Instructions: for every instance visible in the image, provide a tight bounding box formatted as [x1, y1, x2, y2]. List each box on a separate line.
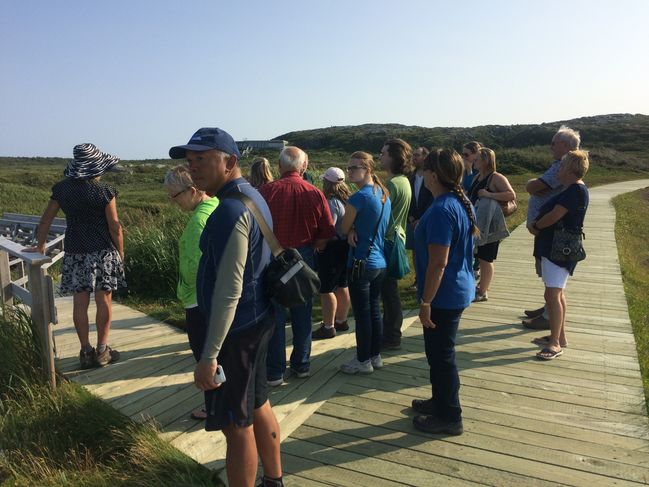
[424, 149, 480, 237]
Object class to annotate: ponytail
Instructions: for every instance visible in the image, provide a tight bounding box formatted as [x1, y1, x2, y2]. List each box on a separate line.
[372, 173, 390, 203]
[451, 184, 480, 238]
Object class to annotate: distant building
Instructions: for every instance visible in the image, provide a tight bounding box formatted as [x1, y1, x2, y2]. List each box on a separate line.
[236, 140, 287, 151]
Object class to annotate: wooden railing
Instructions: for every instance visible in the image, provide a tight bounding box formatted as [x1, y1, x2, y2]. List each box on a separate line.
[0, 214, 66, 390]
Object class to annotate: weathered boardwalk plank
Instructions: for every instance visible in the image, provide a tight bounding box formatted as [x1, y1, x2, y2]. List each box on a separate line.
[52, 179, 649, 486]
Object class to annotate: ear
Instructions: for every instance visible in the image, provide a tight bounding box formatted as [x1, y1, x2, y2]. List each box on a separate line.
[225, 154, 238, 171]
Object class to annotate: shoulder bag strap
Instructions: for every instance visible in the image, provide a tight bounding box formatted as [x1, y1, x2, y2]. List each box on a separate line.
[364, 198, 386, 259]
[223, 191, 284, 258]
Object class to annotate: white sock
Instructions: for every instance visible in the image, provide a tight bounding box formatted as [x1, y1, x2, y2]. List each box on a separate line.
[324, 323, 334, 329]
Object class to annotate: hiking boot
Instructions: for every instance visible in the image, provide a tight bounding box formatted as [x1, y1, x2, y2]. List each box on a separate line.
[370, 354, 383, 369]
[411, 398, 436, 415]
[413, 414, 463, 435]
[79, 347, 96, 369]
[524, 305, 545, 318]
[256, 476, 284, 487]
[334, 320, 349, 332]
[95, 346, 120, 367]
[340, 357, 373, 375]
[522, 315, 550, 330]
[312, 324, 335, 340]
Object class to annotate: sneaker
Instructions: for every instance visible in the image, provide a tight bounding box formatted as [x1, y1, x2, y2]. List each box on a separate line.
[411, 398, 436, 415]
[522, 315, 551, 330]
[267, 377, 284, 387]
[79, 347, 96, 369]
[412, 414, 463, 435]
[473, 291, 488, 302]
[340, 357, 373, 375]
[95, 346, 120, 367]
[524, 305, 545, 318]
[370, 354, 383, 369]
[334, 320, 349, 332]
[381, 340, 402, 351]
[312, 324, 335, 340]
[285, 368, 310, 379]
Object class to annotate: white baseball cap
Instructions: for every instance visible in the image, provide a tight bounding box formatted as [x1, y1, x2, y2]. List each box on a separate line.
[321, 167, 345, 183]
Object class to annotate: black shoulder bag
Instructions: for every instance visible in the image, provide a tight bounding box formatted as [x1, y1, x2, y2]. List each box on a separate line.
[224, 192, 320, 308]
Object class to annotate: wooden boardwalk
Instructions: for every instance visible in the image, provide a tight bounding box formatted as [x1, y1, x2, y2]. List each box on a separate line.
[53, 180, 649, 486]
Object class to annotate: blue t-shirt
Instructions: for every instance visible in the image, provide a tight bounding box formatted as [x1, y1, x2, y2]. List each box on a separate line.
[462, 168, 478, 195]
[414, 192, 475, 309]
[534, 183, 589, 275]
[347, 185, 391, 269]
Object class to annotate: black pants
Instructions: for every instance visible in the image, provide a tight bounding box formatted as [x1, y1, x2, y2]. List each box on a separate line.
[423, 307, 465, 422]
[381, 276, 403, 344]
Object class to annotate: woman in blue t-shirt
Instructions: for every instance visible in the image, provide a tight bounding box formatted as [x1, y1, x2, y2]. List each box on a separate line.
[529, 150, 590, 360]
[339, 151, 392, 374]
[411, 149, 479, 436]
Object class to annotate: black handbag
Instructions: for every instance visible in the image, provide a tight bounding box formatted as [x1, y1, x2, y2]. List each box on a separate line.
[550, 222, 586, 263]
[224, 192, 320, 308]
[348, 201, 385, 284]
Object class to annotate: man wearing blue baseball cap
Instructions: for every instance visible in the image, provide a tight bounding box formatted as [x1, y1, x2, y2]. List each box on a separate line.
[170, 127, 284, 487]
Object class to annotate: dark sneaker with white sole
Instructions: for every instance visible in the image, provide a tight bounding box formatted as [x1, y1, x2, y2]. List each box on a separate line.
[413, 414, 463, 435]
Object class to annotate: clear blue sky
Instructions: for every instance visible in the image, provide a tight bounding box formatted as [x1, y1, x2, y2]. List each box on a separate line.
[2, 0, 648, 159]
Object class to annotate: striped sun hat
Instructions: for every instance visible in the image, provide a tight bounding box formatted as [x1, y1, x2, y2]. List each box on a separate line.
[64, 143, 125, 179]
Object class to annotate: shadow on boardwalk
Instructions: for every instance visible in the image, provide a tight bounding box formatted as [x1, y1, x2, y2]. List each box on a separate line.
[53, 180, 649, 486]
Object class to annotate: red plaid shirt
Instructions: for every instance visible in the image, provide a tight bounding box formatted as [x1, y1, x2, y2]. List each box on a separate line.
[259, 171, 335, 249]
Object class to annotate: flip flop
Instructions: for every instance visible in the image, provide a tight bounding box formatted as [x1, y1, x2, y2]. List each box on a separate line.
[532, 336, 568, 348]
[536, 348, 564, 360]
[190, 408, 207, 420]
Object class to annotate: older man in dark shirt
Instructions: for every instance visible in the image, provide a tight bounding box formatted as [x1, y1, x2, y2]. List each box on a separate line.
[260, 146, 336, 386]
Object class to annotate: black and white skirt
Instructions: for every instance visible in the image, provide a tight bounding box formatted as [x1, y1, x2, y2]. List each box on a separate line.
[59, 249, 127, 295]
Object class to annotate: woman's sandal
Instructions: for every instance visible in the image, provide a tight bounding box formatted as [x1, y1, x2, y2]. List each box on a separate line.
[536, 347, 563, 360]
[190, 408, 207, 420]
[532, 335, 568, 348]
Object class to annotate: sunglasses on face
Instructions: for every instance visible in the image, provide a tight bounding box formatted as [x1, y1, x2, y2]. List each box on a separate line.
[462, 152, 471, 158]
[346, 166, 364, 172]
[170, 187, 191, 199]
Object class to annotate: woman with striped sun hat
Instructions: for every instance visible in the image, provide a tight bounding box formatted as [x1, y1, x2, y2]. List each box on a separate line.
[27, 143, 127, 369]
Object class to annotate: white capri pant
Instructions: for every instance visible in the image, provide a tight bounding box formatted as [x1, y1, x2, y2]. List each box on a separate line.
[541, 257, 570, 289]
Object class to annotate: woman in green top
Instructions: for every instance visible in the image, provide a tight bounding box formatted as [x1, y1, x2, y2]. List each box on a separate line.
[378, 138, 413, 349]
[164, 165, 219, 419]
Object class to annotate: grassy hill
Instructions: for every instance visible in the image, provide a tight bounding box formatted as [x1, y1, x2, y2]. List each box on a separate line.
[275, 113, 649, 173]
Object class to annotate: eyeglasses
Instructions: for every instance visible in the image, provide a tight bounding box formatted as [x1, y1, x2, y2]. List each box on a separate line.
[170, 187, 191, 199]
[462, 152, 471, 158]
[346, 166, 364, 172]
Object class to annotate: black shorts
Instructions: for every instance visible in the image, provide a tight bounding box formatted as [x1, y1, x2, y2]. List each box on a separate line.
[476, 240, 500, 263]
[316, 239, 349, 293]
[204, 311, 275, 431]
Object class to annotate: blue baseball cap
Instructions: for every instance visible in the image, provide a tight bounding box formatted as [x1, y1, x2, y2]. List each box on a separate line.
[169, 127, 241, 160]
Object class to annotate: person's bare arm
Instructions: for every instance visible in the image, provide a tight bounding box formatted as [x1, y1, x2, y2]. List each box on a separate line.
[105, 198, 124, 260]
[526, 178, 550, 196]
[529, 204, 569, 236]
[478, 173, 516, 201]
[25, 199, 60, 254]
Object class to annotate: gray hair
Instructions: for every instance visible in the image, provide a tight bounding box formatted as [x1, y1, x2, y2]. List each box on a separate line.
[164, 165, 196, 191]
[279, 146, 306, 171]
[554, 125, 581, 150]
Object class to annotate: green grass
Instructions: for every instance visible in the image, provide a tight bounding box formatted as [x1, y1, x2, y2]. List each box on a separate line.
[0, 306, 222, 487]
[613, 188, 649, 412]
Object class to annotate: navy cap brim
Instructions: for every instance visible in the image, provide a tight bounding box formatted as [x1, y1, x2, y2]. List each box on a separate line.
[169, 144, 215, 159]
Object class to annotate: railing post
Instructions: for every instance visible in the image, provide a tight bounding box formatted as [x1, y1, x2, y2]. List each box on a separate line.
[27, 262, 56, 390]
[0, 250, 12, 306]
